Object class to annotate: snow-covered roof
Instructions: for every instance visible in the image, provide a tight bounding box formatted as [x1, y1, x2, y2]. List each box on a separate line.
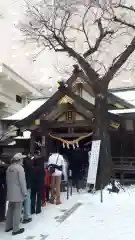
[14, 130, 31, 139]
[112, 90, 135, 106]
[109, 108, 135, 114]
[3, 99, 47, 121]
[8, 141, 16, 145]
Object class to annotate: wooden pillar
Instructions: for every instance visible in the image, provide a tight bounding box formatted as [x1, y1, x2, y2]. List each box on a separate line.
[41, 136, 46, 156]
[40, 133, 52, 160]
[46, 134, 53, 158]
[120, 172, 124, 185]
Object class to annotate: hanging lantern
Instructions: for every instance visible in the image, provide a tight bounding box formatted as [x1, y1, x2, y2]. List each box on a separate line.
[62, 142, 65, 148]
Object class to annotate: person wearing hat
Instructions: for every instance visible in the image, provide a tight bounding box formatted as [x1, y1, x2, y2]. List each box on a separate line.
[5, 153, 27, 236]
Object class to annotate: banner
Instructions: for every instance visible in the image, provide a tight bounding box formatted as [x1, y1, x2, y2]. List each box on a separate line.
[87, 140, 101, 185]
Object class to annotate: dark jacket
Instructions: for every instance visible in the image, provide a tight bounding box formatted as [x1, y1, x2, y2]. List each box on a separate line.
[23, 157, 33, 189]
[0, 164, 8, 186]
[32, 157, 45, 189]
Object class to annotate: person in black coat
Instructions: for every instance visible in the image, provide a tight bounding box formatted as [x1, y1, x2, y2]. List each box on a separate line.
[0, 162, 8, 222]
[23, 156, 33, 223]
[72, 150, 82, 192]
[31, 156, 45, 214]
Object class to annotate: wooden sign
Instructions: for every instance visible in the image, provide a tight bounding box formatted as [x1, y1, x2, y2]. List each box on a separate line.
[35, 119, 40, 125]
[110, 121, 120, 129]
[87, 140, 101, 186]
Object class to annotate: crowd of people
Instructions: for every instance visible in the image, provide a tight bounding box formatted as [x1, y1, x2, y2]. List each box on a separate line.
[0, 150, 68, 236]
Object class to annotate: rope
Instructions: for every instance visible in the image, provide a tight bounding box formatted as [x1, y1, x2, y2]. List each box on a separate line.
[48, 132, 93, 144]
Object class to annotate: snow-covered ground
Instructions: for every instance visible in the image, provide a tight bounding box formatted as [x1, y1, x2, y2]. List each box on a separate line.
[1, 187, 135, 240]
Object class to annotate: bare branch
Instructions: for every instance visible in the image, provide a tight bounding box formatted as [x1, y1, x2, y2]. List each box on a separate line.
[20, 0, 135, 94]
[113, 2, 135, 30]
[118, 3, 135, 13]
[102, 36, 135, 86]
[82, 5, 91, 50]
[113, 16, 135, 30]
[52, 33, 99, 87]
[83, 18, 114, 58]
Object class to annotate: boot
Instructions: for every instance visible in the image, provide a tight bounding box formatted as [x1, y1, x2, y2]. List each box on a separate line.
[12, 228, 24, 235]
[49, 197, 55, 204]
[5, 228, 13, 232]
[22, 218, 32, 224]
[56, 197, 62, 205]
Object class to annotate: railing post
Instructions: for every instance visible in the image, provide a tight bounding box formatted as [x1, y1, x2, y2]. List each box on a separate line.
[69, 170, 72, 196]
[67, 181, 69, 200]
[100, 184, 103, 203]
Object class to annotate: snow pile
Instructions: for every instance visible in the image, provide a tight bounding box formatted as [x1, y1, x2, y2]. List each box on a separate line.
[47, 187, 135, 240]
[1, 187, 135, 240]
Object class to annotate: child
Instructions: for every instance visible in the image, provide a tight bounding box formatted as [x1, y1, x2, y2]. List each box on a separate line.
[42, 164, 50, 206]
[44, 167, 50, 202]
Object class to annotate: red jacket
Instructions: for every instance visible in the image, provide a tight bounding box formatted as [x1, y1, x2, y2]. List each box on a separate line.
[44, 168, 50, 186]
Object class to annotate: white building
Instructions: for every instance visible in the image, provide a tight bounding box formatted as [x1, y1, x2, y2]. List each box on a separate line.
[0, 63, 44, 117]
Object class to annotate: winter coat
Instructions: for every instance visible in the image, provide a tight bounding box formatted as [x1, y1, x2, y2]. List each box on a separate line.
[6, 163, 27, 202]
[32, 157, 45, 189]
[48, 153, 67, 179]
[23, 157, 33, 189]
[0, 164, 8, 186]
[44, 168, 50, 186]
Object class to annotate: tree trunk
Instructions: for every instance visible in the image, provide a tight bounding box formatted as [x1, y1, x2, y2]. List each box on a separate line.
[93, 94, 112, 189]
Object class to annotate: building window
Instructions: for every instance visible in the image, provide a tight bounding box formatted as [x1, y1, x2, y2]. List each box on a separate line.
[16, 95, 22, 103]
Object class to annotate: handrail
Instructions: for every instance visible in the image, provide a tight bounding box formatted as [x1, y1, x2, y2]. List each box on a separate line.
[112, 156, 135, 167]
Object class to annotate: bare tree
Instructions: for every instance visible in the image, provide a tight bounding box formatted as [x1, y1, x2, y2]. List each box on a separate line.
[20, 0, 135, 188]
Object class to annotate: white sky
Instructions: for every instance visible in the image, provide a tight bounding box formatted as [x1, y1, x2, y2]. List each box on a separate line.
[0, 0, 74, 92]
[1, 0, 135, 101]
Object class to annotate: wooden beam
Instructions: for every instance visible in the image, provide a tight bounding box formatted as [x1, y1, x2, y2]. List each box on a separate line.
[11, 66, 128, 129]
[50, 132, 90, 138]
[45, 103, 70, 120]
[72, 102, 93, 120]
[14, 67, 82, 128]
[118, 112, 135, 120]
[15, 90, 65, 127]
[62, 87, 94, 111]
[62, 86, 124, 124]
[40, 120, 93, 129]
[67, 68, 133, 109]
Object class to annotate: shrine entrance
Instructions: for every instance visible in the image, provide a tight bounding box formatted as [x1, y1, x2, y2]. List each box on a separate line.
[48, 132, 92, 188]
